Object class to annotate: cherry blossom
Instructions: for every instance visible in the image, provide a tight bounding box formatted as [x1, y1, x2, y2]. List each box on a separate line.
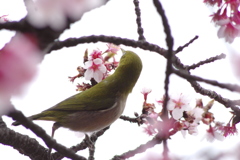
[167, 93, 190, 120]
[181, 121, 199, 136]
[68, 44, 120, 89]
[141, 87, 152, 101]
[105, 43, 120, 55]
[104, 44, 120, 62]
[180, 107, 204, 137]
[185, 107, 204, 123]
[217, 20, 240, 43]
[232, 11, 240, 24]
[204, 125, 224, 142]
[89, 50, 103, 61]
[203, 0, 240, 42]
[84, 58, 107, 82]
[218, 123, 238, 137]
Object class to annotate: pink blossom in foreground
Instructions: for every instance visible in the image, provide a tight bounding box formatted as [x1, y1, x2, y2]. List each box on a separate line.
[84, 58, 107, 82]
[26, 0, 67, 30]
[26, 0, 106, 30]
[0, 15, 8, 23]
[62, 0, 106, 21]
[0, 33, 40, 113]
[168, 93, 190, 120]
[143, 124, 157, 136]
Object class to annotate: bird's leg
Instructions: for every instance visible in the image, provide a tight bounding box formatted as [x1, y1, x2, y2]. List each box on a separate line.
[51, 122, 61, 137]
[85, 134, 95, 150]
[85, 134, 96, 160]
[48, 122, 61, 159]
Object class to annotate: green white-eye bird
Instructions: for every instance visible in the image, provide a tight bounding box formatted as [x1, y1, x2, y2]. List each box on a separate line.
[12, 49, 142, 139]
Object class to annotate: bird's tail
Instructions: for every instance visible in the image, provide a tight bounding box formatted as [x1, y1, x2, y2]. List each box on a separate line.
[12, 114, 43, 126]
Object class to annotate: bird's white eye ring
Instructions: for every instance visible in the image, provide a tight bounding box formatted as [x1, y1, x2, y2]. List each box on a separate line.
[120, 48, 126, 55]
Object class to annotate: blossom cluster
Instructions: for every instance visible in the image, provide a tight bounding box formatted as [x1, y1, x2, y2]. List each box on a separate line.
[69, 43, 120, 91]
[141, 88, 238, 142]
[203, 0, 240, 43]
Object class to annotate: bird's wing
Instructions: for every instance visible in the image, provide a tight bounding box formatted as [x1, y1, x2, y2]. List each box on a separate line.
[47, 92, 117, 112]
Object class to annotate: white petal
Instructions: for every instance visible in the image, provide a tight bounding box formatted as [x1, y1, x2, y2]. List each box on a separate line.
[189, 125, 198, 136]
[93, 58, 103, 64]
[214, 132, 225, 141]
[193, 108, 204, 118]
[167, 100, 175, 110]
[84, 69, 93, 80]
[172, 108, 183, 120]
[206, 133, 215, 142]
[181, 130, 187, 138]
[98, 64, 107, 73]
[84, 61, 93, 69]
[141, 87, 152, 94]
[93, 70, 103, 82]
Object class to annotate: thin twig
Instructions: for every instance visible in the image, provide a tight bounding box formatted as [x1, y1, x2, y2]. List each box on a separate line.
[120, 115, 145, 125]
[175, 35, 199, 54]
[173, 69, 240, 93]
[188, 53, 226, 70]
